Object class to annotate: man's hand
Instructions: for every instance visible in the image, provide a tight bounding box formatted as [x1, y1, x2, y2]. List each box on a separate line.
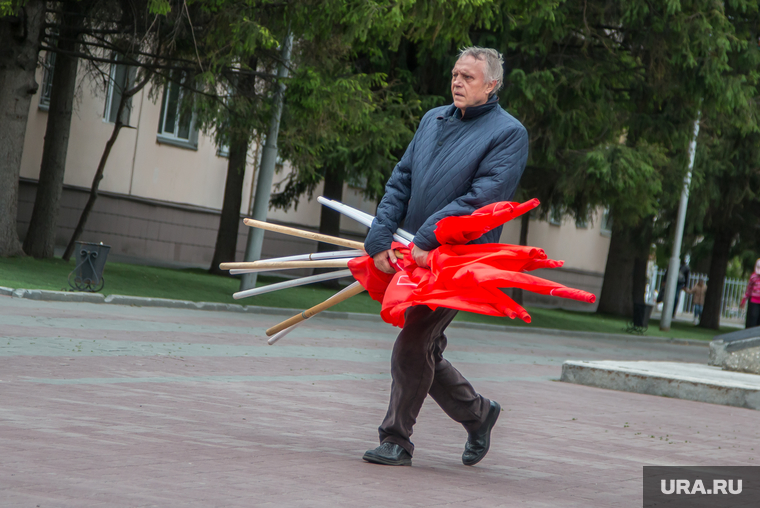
[412, 245, 430, 268]
[373, 249, 399, 274]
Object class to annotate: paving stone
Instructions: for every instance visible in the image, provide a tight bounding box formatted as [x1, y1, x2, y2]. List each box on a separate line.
[0, 295, 755, 507]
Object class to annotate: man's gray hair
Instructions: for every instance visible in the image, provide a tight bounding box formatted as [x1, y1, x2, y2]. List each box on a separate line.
[458, 46, 504, 95]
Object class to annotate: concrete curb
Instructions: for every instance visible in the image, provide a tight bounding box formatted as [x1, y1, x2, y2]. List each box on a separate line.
[3, 285, 710, 345]
[11, 288, 106, 303]
[560, 360, 760, 410]
[104, 294, 205, 309]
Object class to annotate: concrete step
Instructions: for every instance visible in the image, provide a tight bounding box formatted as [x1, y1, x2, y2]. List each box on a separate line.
[561, 360, 760, 410]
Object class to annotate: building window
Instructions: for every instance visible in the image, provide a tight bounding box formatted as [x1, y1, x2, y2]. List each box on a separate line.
[601, 208, 613, 236]
[575, 214, 589, 229]
[103, 56, 134, 124]
[157, 78, 198, 150]
[39, 51, 56, 111]
[216, 86, 232, 157]
[215, 126, 230, 157]
[548, 205, 563, 226]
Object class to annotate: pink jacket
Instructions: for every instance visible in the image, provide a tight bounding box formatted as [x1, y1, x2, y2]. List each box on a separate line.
[742, 273, 760, 305]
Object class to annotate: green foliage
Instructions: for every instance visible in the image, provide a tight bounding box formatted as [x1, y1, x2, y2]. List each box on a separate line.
[38, 0, 760, 253]
[682, 1, 760, 265]
[178, 0, 484, 213]
[147, 0, 170, 16]
[268, 0, 539, 211]
[0, 0, 22, 16]
[501, 0, 740, 228]
[580, 142, 668, 224]
[273, 64, 419, 209]
[726, 256, 748, 280]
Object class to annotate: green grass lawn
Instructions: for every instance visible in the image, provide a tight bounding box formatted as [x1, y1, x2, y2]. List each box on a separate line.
[453, 306, 723, 341]
[0, 255, 728, 341]
[0, 255, 382, 314]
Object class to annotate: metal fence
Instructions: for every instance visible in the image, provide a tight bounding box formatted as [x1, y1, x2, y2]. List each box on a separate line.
[646, 268, 747, 321]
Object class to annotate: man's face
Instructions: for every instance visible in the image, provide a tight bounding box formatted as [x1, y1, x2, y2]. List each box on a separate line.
[451, 55, 496, 113]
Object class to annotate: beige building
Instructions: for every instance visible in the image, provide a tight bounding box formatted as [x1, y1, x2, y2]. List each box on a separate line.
[17, 52, 611, 308]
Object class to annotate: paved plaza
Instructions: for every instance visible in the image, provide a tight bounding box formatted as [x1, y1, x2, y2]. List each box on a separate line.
[1, 295, 758, 507]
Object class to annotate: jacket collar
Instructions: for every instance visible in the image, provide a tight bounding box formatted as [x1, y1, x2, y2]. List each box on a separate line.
[449, 95, 499, 121]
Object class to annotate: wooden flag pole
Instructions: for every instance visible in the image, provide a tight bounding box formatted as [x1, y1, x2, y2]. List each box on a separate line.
[220, 259, 350, 271]
[243, 218, 365, 251]
[266, 281, 366, 336]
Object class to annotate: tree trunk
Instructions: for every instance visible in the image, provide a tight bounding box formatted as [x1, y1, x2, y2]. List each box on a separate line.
[699, 230, 733, 330]
[62, 69, 150, 261]
[598, 226, 635, 316]
[0, 1, 44, 257]
[597, 218, 652, 317]
[597, 216, 652, 317]
[62, 116, 123, 261]
[631, 223, 652, 305]
[512, 212, 530, 306]
[208, 134, 249, 275]
[318, 167, 343, 251]
[315, 166, 344, 287]
[208, 57, 257, 275]
[23, 11, 83, 258]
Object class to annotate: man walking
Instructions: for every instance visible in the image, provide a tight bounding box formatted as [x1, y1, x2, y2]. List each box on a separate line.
[362, 47, 529, 466]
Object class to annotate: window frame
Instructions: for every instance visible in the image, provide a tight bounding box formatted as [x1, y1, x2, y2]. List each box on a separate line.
[156, 77, 198, 150]
[38, 51, 56, 111]
[600, 208, 613, 236]
[103, 55, 135, 125]
[548, 205, 563, 226]
[216, 144, 230, 158]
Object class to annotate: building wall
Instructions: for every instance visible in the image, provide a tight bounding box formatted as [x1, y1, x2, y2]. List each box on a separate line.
[17, 179, 365, 273]
[19, 55, 374, 238]
[20, 59, 233, 208]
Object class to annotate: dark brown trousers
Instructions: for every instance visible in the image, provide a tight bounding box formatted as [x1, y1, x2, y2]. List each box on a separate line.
[378, 305, 490, 456]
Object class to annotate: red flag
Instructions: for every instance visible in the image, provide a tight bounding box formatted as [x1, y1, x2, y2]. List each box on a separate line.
[434, 198, 540, 245]
[349, 199, 596, 328]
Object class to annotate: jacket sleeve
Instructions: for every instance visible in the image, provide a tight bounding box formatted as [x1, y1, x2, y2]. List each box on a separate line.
[413, 124, 529, 251]
[742, 274, 758, 305]
[363, 126, 419, 257]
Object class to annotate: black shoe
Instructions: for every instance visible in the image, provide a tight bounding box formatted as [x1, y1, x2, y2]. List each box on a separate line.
[462, 400, 501, 466]
[362, 442, 412, 466]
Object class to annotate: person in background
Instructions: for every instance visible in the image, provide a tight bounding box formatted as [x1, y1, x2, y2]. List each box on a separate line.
[684, 279, 707, 325]
[673, 260, 690, 318]
[657, 261, 691, 316]
[740, 258, 760, 329]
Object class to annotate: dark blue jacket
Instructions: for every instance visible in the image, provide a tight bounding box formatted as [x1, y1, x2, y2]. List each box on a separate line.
[364, 97, 529, 257]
